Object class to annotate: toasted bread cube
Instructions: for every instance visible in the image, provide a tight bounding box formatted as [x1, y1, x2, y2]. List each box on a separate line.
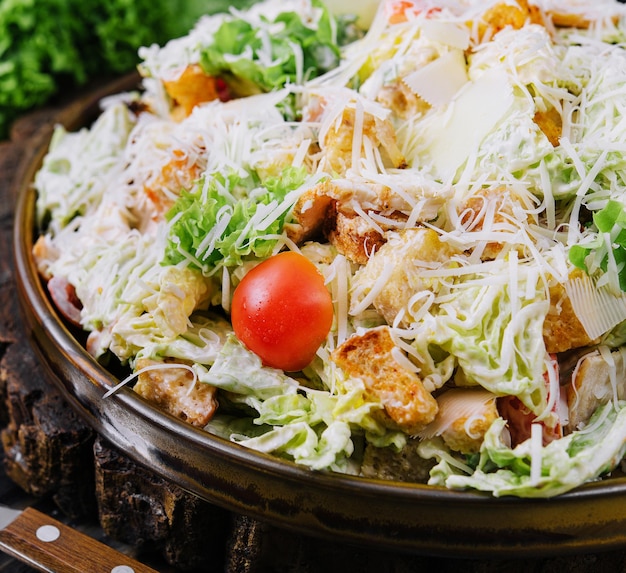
[331, 326, 438, 434]
[134, 358, 218, 427]
[543, 271, 598, 354]
[351, 227, 456, 325]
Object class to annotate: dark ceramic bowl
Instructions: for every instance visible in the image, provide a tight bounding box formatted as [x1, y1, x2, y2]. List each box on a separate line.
[11, 77, 626, 558]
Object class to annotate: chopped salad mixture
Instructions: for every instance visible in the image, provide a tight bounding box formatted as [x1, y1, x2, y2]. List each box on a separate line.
[32, 0, 626, 497]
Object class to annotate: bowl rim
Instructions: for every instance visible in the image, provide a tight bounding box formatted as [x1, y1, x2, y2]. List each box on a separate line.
[11, 76, 626, 558]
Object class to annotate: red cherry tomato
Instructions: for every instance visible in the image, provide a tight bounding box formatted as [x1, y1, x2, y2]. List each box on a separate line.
[231, 251, 334, 371]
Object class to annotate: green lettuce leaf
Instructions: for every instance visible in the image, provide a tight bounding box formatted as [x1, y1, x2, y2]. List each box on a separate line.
[419, 401, 626, 497]
[569, 199, 626, 292]
[35, 101, 135, 231]
[200, 336, 402, 470]
[163, 166, 307, 273]
[199, 0, 341, 94]
[427, 271, 550, 414]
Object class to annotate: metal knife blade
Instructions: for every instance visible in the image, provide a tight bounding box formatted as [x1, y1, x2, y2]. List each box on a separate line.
[0, 504, 159, 573]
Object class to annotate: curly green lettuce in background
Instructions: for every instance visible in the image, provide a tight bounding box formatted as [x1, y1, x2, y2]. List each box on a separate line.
[0, 0, 256, 140]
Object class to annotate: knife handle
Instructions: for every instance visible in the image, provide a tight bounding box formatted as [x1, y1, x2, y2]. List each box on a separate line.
[0, 506, 159, 573]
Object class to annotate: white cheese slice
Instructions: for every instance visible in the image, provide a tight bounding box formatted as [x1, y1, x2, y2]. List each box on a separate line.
[421, 20, 471, 51]
[421, 68, 514, 180]
[402, 49, 468, 107]
[565, 273, 626, 340]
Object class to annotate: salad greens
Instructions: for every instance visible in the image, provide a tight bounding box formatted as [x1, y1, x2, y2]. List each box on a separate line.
[422, 401, 626, 498]
[429, 273, 550, 414]
[199, 0, 358, 94]
[30, 0, 626, 498]
[200, 3, 340, 91]
[570, 199, 626, 292]
[164, 166, 309, 274]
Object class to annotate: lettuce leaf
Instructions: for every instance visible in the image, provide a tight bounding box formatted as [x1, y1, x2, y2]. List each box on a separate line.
[200, 336, 402, 471]
[419, 401, 626, 498]
[35, 101, 135, 232]
[163, 166, 307, 272]
[199, 0, 341, 94]
[427, 271, 550, 414]
[569, 199, 626, 292]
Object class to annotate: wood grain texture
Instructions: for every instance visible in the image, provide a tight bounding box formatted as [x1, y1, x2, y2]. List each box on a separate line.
[94, 436, 229, 573]
[0, 507, 159, 573]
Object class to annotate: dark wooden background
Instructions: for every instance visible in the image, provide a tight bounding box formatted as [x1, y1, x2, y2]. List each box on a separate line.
[2, 91, 626, 572]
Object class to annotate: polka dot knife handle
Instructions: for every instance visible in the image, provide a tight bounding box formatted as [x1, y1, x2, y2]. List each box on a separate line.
[0, 506, 158, 573]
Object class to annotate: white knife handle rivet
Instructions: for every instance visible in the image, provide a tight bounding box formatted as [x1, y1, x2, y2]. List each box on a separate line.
[36, 524, 60, 542]
[111, 566, 135, 573]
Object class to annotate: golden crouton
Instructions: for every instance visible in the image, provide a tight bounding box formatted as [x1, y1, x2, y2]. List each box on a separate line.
[459, 186, 532, 260]
[143, 149, 202, 218]
[476, 0, 544, 41]
[163, 64, 220, 118]
[331, 326, 438, 434]
[376, 79, 431, 120]
[134, 358, 218, 427]
[543, 271, 598, 354]
[419, 388, 499, 454]
[321, 106, 406, 175]
[351, 227, 457, 325]
[567, 348, 626, 431]
[533, 106, 563, 147]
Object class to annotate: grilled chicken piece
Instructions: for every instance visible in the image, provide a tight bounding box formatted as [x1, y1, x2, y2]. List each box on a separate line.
[331, 326, 438, 434]
[567, 348, 626, 432]
[376, 78, 431, 120]
[286, 178, 445, 258]
[320, 106, 406, 175]
[285, 184, 334, 244]
[134, 358, 218, 427]
[418, 388, 499, 454]
[543, 271, 598, 354]
[142, 148, 202, 218]
[459, 186, 533, 261]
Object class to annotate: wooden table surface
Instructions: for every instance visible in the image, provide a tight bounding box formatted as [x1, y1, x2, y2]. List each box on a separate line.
[2, 92, 626, 573]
